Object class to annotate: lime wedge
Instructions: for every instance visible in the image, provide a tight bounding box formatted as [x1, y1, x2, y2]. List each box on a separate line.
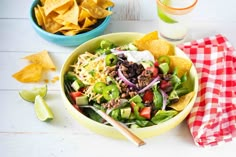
[19, 85, 47, 102]
[34, 95, 54, 121]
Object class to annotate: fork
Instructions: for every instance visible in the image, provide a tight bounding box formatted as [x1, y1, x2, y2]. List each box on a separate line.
[64, 82, 146, 146]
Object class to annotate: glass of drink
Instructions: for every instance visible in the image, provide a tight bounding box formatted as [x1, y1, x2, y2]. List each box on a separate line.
[156, 0, 198, 43]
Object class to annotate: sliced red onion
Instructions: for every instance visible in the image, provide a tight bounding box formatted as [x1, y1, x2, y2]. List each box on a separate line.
[117, 68, 136, 87]
[138, 76, 160, 94]
[160, 89, 168, 110]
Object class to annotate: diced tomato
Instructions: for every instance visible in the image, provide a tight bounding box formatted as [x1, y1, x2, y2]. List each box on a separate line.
[140, 107, 151, 119]
[152, 68, 158, 78]
[143, 90, 154, 103]
[70, 91, 83, 101]
[160, 80, 171, 90]
[147, 67, 158, 78]
[154, 61, 159, 67]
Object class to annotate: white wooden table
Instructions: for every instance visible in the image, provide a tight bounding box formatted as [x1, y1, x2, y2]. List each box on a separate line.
[1, 0, 236, 156]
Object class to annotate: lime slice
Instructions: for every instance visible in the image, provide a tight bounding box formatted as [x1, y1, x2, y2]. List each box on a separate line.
[34, 95, 54, 121]
[19, 85, 47, 102]
[158, 8, 177, 24]
[157, 0, 177, 24]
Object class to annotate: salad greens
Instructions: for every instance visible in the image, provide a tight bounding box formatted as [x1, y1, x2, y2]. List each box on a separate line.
[152, 85, 163, 110]
[64, 39, 193, 128]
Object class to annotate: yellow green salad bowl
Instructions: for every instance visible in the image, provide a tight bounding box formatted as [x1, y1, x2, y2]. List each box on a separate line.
[60, 32, 198, 139]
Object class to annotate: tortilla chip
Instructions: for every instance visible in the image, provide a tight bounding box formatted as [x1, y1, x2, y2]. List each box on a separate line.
[58, 23, 81, 31]
[148, 39, 174, 59]
[78, 8, 91, 22]
[82, 17, 97, 28]
[169, 56, 192, 78]
[52, 16, 67, 26]
[57, 22, 89, 36]
[34, 6, 43, 26]
[40, 0, 46, 5]
[53, 0, 73, 14]
[37, 5, 46, 29]
[24, 50, 56, 70]
[169, 91, 195, 111]
[57, 0, 79, 25]
[136, 31, 158, 44]
[43, 0, 71, 16]
[12, 63, 43, 83]
[134, 31, 158, 50]
[81, 0, 112, 19]
[37, 5, 63, 33]
[45, 12, 63, 33]
[134, 31, 174, 59]
[95, 0, 115, 9]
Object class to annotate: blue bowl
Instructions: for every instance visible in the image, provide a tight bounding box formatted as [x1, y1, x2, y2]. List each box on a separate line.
[29, 0, 111, 47]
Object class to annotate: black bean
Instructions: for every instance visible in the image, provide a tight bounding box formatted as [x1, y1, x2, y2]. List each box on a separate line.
[128, 71, 135, 78]
[130, 78, 137, 84]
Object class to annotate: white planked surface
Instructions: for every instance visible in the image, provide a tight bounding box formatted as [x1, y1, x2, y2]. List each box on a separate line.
[1, 0, 236, 157]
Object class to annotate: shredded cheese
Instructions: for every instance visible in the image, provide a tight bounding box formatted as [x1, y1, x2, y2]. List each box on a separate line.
[72, 52, 107, 102]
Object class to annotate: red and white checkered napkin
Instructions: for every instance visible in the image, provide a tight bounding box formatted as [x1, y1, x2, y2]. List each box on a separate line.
[178, 34, 236, 147]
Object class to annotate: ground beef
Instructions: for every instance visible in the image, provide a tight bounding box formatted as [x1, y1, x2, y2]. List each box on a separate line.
[102, 99, 121, 109]
[119, 82, 138, 99]
[137, 70, 153, 89]
[106, 66, 118, 78]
